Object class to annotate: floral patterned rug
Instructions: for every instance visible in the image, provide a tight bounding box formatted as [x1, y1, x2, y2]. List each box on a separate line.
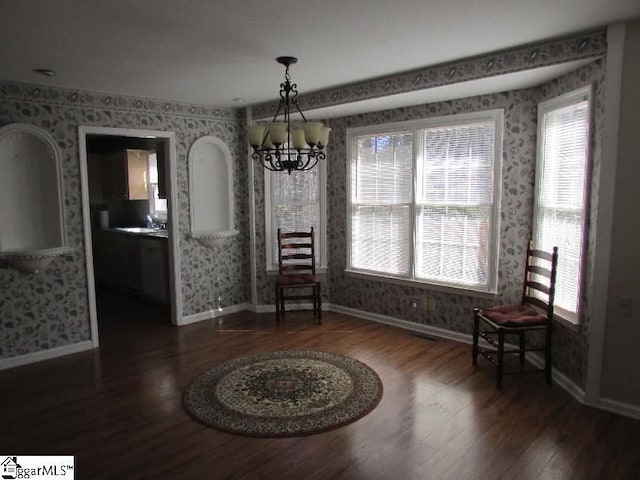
[183, 350, 383, 437]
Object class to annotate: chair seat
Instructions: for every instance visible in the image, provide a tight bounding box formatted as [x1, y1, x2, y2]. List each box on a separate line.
[277, 273, 320, 286]
[480, 303, 548, 327]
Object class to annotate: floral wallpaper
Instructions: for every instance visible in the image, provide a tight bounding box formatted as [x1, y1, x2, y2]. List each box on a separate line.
[253, 29, 606, 118]
[325, 89, 539, 327]
[0, 82, 250, 359]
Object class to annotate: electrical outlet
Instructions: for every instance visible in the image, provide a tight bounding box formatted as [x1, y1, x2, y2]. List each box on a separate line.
[422, 296, 436, 312]
[616, 297, 633, 317]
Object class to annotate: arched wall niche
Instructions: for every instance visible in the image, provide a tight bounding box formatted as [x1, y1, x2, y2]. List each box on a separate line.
[188, 136, 238, 248]
[0, 123, 72, 272]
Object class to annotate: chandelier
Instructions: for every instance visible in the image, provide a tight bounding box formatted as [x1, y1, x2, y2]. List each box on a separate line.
[247, 56, 330, 174]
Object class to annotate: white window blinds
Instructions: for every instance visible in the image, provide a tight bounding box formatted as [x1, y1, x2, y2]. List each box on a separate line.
[415, 122, 496, 287]
[348, 111, 502, 292]
[266, 166, 323, 268]
[350, 131, 413, 275]
[534, 88, 590, 318]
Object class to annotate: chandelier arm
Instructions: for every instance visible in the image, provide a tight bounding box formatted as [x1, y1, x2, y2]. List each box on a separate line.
[290, 87, 307, 122]
[270, 101, 284, 123]
[295, 149, 319, 171]
[272, 149, 284, 171]
[295, 149, 312, 171]
[253, 151, 274, 171]
[303, 151, 322, 171]
[254, 150, 286, 172]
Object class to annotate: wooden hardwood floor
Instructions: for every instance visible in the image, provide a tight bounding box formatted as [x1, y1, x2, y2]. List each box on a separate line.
[1, 293, 639, 479]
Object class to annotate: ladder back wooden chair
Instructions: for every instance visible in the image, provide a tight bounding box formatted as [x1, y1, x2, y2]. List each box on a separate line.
[472, 240, 558, 388]
[275, 227, 322, 325]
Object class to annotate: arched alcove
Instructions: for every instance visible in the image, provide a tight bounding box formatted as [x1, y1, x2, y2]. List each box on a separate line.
[0, 123, 72, 272]
[188, 136, 238, 248]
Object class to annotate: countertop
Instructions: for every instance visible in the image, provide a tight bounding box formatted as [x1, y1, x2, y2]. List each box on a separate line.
[106, 227, 169, 239]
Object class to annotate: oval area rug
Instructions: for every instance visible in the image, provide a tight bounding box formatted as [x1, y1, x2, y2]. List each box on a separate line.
[183, 350, 383, 437]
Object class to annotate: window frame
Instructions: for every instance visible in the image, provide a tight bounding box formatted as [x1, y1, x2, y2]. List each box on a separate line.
[534, 85, 592, 325]
[264, 159, 327, 272]
[346, 109, 503, 295]
[147, 151, 168, 220]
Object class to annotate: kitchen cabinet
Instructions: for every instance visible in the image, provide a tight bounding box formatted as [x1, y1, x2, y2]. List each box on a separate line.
[93, 231, 142, 291]
[93, 230, 169, 303]
[140, 238, 169, 302]
[101, 149, 149, 200]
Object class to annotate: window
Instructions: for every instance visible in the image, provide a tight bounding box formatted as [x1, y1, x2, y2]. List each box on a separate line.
[148, 151, 167, 219]
[534, 87, 591, 322]
[347, 110, 503, 293]
[265, 161, 327, 270]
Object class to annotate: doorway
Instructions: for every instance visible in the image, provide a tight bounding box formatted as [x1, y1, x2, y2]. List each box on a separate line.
[78, 127, 182, 348]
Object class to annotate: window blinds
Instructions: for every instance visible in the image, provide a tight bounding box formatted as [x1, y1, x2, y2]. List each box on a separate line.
[349, 114, 499, 290]
[270, 168, 321, 263]
[415, 122, 495, 286]
[350, 132, 413, 275]
[534, 97, 589, 315]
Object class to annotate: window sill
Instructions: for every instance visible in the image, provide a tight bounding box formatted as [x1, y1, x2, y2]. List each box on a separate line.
[344, 269, 498, 299]
[266, 266, 328, 276]
[553, 310, 583, 333]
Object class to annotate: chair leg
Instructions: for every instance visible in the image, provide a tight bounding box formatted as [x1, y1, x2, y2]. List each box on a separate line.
[472, 310, 480, 366]
[312, 286, 318, 315]
[545, 325, 552, 385]
[280, 287, 285, 319]
[497, 329, 505, 389]
[275, 284, 280, 326]
[317, 283, 322, 325]
[519, 331, 526, 365]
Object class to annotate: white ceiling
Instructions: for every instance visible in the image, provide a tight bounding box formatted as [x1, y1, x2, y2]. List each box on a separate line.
[0, 0, 638, 111]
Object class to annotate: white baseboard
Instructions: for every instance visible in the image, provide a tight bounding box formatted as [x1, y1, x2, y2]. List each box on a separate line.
[525, 352, 586, 403]
[329, 303, 473, 344]
[0, 340, 94, 371]
[254, 302, 316, 314]
[329, 303, 590, 405]
[180, 303, 252, 325]
[596, 397, 640, 420]
[254, 304, 271, 313]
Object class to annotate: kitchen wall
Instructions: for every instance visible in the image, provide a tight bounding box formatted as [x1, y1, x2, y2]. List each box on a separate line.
[0, 83, 250, 359]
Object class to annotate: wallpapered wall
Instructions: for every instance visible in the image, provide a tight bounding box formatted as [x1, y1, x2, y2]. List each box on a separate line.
[0, 83, 249, 359]
[252, 30, 607, 118]
[249, 32, 606, 388]
[323, 59, 604, 388]
[325, 89, 538, 316]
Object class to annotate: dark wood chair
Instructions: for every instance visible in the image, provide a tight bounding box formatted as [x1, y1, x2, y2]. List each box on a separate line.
[472, 240, 558, 389]
[275, 227, 322, 325]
